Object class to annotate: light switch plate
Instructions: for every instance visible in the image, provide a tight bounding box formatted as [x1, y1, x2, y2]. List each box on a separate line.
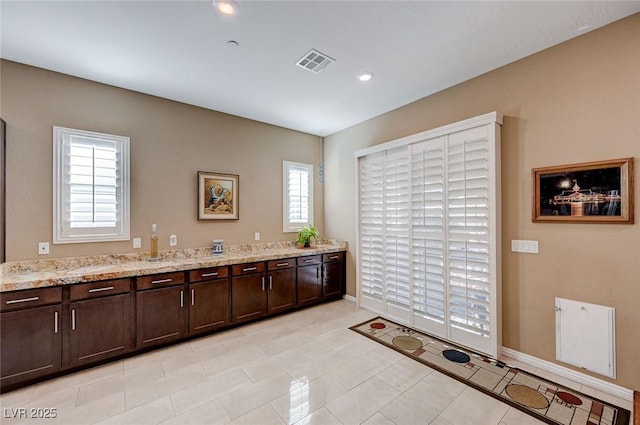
[511, 239, 539, 254]
[254, 232, 260, 241]
[133, 238, 141, 249]
[169, 235, 177, 247]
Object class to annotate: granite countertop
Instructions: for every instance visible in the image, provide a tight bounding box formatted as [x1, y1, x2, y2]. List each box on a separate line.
[0, 240, 347, 292]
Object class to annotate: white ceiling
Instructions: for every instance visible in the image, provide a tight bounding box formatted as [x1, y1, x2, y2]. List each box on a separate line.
[2, 1, 639, 137]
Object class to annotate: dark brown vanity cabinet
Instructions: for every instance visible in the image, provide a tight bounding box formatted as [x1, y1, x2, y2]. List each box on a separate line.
[68, 279, 133, 367]
[322, 252, 345, 299]
[0, 288, 62, 387]
[296, 255, 322, 306]
[136, 272, 186, 349]
[1, 249, 346, 392]
[188, 267, 230, 335]
[266, 259, 296, 314]
[231, 262, 267, 324]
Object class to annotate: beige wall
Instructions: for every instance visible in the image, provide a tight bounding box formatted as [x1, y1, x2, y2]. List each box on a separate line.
[1, 60, 324, 261]
[324, 14, 640, 390]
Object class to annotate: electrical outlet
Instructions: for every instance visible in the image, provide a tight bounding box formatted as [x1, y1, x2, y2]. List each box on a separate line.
[38, 242, 50, 255]
[133, 238, 141, 249]
[169, 234, 177, 247]
[254, 232, 260, 241]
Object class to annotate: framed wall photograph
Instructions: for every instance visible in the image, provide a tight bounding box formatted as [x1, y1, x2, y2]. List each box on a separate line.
[198, 171, 239, 220]
[532, 158, 634, 224]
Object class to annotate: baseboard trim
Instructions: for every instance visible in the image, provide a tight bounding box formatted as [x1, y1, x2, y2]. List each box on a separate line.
[501, 347, 632, 402]
[344, 294, 357, 303]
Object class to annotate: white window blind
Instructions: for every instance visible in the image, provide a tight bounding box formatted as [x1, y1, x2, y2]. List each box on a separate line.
[53, 126, 130, 244]
[356, 112, 501, 358]
[283, 161, 313, 232]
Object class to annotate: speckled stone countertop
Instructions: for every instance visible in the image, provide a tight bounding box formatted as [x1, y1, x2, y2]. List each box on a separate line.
[0, 240, 347, 292]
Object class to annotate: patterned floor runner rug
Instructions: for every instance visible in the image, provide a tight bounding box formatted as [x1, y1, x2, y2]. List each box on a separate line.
[350, 317, 630, 425]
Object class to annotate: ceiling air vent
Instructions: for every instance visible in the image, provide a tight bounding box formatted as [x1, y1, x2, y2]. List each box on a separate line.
[295, 49, 335, 73]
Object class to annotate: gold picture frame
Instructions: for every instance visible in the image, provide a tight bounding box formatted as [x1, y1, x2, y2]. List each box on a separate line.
[198, 171, 239, 220]
[532, 158, 634, 224]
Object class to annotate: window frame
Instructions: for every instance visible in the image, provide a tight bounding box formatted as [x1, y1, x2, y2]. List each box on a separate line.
[282, 160, 314, 233]
[53, 126, 130, 244]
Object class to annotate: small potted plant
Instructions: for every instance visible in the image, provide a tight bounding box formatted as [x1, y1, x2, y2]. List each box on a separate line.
[296, 224, 319, 248]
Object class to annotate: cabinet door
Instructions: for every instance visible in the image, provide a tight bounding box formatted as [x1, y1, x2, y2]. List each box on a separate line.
[189, 279, 230, 335]
[0, 305, 62, 387]
[267, 268, 296, 314]
[231, 274, 266, 324]
[69, 294, 132, 367]
[322, 261, 344, 299]
[137, 286, 186, 349]
[297, 265, 322, 306]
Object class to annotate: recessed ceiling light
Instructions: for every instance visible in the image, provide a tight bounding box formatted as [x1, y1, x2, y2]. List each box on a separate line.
[214, 0, 238, 16]
[358, 72, 373, 82]
[577, 24, 590, 32]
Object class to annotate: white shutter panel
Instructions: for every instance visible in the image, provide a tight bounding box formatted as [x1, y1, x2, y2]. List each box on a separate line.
[54, 126, 129, 244]
[446, 126, 493, 353]
[65, 136, 120, 229]
[410, 137, 446, 337]
[283, 161, 313, 232]
[358, 152, 385, 311]
[383, 147, 410, 321]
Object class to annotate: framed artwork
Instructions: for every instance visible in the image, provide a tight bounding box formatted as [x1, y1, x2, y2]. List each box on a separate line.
[532, 158, 634, 223]
[198, 171, 239, 220]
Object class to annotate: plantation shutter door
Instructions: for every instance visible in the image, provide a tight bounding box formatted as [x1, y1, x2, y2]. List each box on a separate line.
[446, 125, 496, 356]
[410, 137, 446, 337]
[358, 152, 385, 312]
[356, 112, 501, 358]
[383, 147, 411, 322]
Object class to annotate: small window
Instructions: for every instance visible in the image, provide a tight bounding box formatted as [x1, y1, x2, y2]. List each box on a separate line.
[283, 161, 313, 232]
[53, 126, 130, 244]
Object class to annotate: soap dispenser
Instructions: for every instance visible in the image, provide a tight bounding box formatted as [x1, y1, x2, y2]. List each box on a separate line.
[149, 224, 159, 261]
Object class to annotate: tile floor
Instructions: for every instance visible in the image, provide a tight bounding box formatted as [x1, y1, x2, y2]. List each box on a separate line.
[0, 299, 633, 425]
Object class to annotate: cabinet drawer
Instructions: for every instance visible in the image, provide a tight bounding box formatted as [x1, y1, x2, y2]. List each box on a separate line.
[0, 287, 62, 312]
[70, 279, 132, 301]
[136, 272, 185, 291]
[189, 266, 229, 282]
[231, 262, 266, 276]
[297, 255, 322, 266]
[267, 259, 295, 270]
[323, 252, 344, 263]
